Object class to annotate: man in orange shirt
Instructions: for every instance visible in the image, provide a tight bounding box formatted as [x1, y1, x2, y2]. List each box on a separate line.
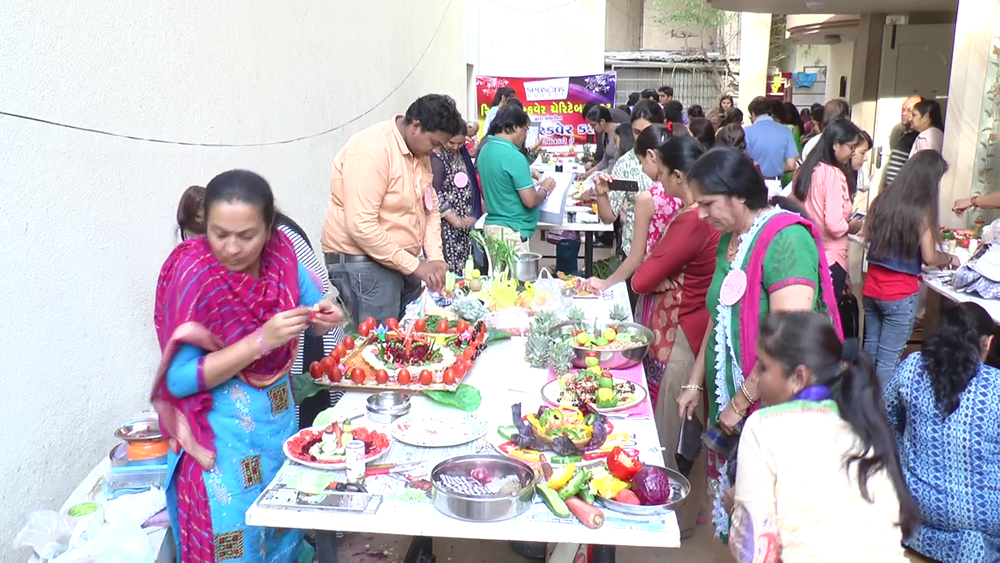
[322, 94, 465, 325]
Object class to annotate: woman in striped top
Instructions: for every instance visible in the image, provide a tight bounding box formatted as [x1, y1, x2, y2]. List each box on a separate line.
[175, 186, 344, 428]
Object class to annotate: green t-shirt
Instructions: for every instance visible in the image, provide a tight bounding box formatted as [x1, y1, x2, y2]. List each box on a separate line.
[478, 136, 538, 239]
[704, 220, 823, 422]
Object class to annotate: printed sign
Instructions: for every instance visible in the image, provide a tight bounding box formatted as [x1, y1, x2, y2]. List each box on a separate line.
[476, 73, 618, 146]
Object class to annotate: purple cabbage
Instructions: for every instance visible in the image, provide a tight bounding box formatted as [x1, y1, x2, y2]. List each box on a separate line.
[631, 465, 674, 505]
[511, 403, 541, 450]
[585, 414, 608, 450]
[551, 436, 582, 457]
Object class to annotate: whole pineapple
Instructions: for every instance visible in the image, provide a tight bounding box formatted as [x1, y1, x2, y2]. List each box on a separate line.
[610, 303, 630, 323]
[524, 330, 551, 368]
[548, 338, 575, 375]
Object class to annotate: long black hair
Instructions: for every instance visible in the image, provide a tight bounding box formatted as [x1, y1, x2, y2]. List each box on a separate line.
[490, 87, 515, 108]
[921, 302, 993, 416]
[633, 124, 675, 158]
[783, 101, 804, 136]
[688, 117, 715, 150]
[723, 107, 744, 126]
[204, 170, 277, 229]
[792, 118, 861, 202]
[630, 100, 665, 125]
[657, 136, 705, 176]
[687, 147, 768, 209]
[715, 123, 746, 151]
[913, 98, 944, 131]
[664, 100, 685, 124]
[759, 312, 920, 538]
[865, 150, 948, 262]
[615, 122, 635, 156]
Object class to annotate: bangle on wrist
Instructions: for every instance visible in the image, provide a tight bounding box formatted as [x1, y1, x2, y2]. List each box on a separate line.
[740, 383, 754, 405]
[972, 195, 980, 208]
[730, 401, 747, 417]
[681, 384, 703, 392]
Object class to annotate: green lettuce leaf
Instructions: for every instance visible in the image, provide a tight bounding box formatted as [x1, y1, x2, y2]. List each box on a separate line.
[292, 371, 326, 405]
[423, 384, 482, 412]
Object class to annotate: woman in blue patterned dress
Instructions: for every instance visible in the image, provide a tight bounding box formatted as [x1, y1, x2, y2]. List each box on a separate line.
[885, 302, 1000, 562]
[152, 170, 343, 562]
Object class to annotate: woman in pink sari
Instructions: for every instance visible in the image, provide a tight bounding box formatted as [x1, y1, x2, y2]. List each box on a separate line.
[153, 170, 343, 562]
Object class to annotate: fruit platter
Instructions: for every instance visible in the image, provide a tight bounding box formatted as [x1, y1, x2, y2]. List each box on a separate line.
[283, 418, 391, 470]
[556, 272, 600, 298]
[308, 316, 488, 391]
[493, 404, 634, 467]
[540, 367, 646, 413]
[535, 447, 690, 524]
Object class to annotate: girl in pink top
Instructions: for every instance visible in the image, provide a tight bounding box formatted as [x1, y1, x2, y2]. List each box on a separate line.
[792, 119, 864, 298]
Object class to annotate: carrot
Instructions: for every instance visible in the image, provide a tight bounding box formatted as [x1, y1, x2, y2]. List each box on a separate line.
[565, 496, 604, 529]
[539, 454, 554, 479]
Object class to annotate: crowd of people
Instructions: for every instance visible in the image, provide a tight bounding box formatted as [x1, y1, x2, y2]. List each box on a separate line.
[150, 86, 998, 562]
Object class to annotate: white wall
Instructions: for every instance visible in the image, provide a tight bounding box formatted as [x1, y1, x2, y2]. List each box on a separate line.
[0, 1, 467, 558]
[476, 0, 606, 77]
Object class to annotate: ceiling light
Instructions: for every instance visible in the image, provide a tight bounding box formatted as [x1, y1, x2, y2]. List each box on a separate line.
[805, 1, 825, 10]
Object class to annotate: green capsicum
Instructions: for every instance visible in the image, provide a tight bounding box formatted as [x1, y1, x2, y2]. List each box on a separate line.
[558, 468, 592, 500]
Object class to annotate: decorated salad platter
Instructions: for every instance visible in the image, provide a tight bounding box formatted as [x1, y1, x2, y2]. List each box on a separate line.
[540, 367, 646, 413]
[308, 316, 488, 391]
[491, 403, 635, 467]
[391, 413, 489, 448]
[283, 418, 391, 470]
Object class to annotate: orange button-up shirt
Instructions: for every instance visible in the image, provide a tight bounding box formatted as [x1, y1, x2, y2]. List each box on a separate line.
[322, 117, 444, 274]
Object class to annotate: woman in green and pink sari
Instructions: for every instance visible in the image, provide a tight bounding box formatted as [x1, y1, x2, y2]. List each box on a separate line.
[675, 147, 842, 540]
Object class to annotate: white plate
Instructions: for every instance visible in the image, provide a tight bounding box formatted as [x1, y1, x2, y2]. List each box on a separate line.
[282, 426, 391, 470]
[391, 413, 488, 448]
[540, 379, 646, 413]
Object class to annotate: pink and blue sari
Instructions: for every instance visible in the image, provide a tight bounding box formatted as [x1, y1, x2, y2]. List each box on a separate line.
[151, 231, 321, 562]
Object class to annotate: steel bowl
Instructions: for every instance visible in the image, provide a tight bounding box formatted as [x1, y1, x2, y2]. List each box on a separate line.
[596, 465, 691, 516]
[114, 420, 163, 442]
[548, 321, 654, 370]
[430, 454, 537, 522]
[366, 391, 411, 424]
[514, 252, 542, 282]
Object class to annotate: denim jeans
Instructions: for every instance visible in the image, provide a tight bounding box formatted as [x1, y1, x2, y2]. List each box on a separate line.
[555, 239, 580, 276]
[325, 258, 423, 326]
[862, 293, 919, 385]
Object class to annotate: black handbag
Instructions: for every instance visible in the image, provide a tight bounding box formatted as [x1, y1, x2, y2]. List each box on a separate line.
[838, 291, 861, 340]
[675, 415, 704, 478]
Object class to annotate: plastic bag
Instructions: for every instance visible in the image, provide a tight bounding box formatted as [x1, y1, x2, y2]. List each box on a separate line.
[13, 510, 76, 559]
[529, 268, 572, 316]
[51, 511, 155, 563]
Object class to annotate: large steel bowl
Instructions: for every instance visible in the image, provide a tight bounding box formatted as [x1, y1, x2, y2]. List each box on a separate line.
[596, 465, 691, 516]
[430, 454, 537, 522]
[548, 321, 653, 370]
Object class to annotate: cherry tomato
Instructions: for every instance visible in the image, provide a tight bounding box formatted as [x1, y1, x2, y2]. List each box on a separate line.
[334, 343, 347, 358]
[343, 335, 355, 350]
[436, 319, 450, 333]
[414, 318, 427, 332]
[363, 317, 377, 328]
[397, 369, 411, 385]
[375, 369, 389, 385]
[319, 357, 335, 375]
[328, 347, 342, 361]
[419, 370, 433, 385]
[442, 368, 456, 385]
[386, 318, 399, 331]
[309, 362, 323, 379]
[452, 362, 466, 378]
[350, 367, 365, 382]
[358, 322, 371, 337]
[475, 332, 486, 345]
[456, 320, 469, 334]
[329, 365, 344, 383]
[463, 346, 477, 360]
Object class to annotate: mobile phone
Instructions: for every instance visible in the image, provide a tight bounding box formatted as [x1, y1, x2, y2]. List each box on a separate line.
[609, 179, 639, 192]
[850, 211, 866, 222]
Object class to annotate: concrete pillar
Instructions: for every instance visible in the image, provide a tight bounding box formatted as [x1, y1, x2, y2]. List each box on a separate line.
[940, 0, 1000, 226]
[738, 12, 772, 123]
[848, 14, 886, 138]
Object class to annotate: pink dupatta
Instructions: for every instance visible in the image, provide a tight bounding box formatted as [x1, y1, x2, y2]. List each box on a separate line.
[739, 211, 844, 377]
[150, 231, 300, 470]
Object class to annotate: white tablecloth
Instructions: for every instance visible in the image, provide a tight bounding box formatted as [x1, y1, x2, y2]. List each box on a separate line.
[246, 283, 680, 549]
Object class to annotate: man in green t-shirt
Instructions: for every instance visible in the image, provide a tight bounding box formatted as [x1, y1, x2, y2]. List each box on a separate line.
[477, 105, 555, 252]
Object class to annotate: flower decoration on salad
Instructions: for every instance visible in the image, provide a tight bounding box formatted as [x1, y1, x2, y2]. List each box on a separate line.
[375, 324, 388, 342]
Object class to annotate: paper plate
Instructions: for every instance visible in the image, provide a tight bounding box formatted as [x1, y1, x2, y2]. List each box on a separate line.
[391, 413, 488, 448]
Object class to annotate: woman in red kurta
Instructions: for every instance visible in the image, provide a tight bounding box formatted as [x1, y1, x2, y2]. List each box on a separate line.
[631, 129, 721, 537]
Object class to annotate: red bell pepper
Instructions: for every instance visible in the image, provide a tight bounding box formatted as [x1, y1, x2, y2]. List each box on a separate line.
[606, 446, 642, 481]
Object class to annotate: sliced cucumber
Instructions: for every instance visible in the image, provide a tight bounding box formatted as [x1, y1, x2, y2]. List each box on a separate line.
[536, 484, 571, 518]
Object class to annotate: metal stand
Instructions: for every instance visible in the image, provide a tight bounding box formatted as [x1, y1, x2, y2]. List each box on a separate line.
[315, 531, 339, 563]
[584, 232, 595, 277]
[592, 545, 616, 563]
[402, 536, 435, 563]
